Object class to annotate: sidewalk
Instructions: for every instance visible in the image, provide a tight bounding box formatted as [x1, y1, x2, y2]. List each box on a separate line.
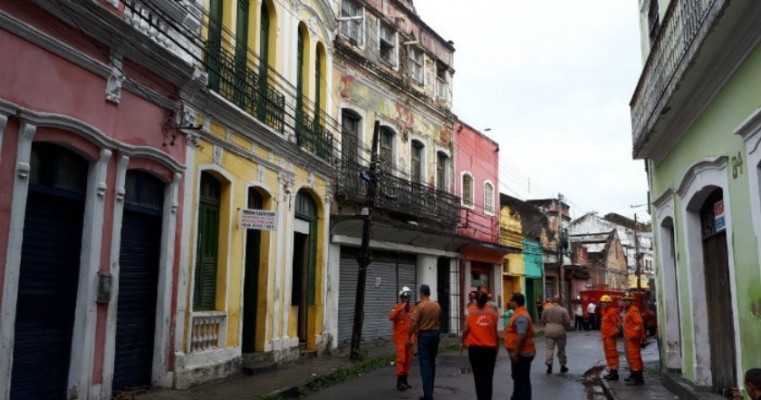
[136, 335, 461, 400]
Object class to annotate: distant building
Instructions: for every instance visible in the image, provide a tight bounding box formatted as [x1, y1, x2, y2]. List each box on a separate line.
[632, 0, 761, 393]
[569, 230, 628, 290]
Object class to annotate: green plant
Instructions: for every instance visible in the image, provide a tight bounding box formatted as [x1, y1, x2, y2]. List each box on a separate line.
[297, 354, 395, 397]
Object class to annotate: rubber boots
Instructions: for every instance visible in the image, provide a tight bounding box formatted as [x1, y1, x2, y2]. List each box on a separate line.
[397, 376, 407, 391]
[603, 370, 619, 381]
[402, 375, 412, 389]
[625, 371, 644, 386]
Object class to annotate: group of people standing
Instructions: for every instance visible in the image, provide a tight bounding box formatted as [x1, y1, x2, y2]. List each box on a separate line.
[389, 287, 651, 400]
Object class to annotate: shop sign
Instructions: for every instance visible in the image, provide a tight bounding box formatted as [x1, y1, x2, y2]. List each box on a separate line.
[240, 209, 277, 231]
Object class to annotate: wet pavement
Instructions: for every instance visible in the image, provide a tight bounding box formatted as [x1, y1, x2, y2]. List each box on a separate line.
[603, 340, 679, 400]
[308, 330, 611, 400]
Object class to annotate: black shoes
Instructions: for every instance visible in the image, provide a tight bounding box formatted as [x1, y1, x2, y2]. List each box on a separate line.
[402, 376, 413, 389]
[546, 364, 552, 374]
[624, 371, 645, 386]
[603, 370, 619, 381]
[397, 376, 407, 391]
[560, 365, 569, 373]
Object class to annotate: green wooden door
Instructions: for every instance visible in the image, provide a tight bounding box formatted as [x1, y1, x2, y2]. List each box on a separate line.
[207, 0, 223, 91]
[234, 0, 250, 106]
[194, 174, 221, 311]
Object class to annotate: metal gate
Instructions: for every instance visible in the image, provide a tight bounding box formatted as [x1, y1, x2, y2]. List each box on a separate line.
[113, 208, 162, 391]
[338, 248, 417, 343]
[11, 189, 84, 399]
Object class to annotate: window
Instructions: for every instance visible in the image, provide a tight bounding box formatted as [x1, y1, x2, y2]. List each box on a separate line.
[408, 47, 424, 83]
[436, 152, 448, 192]
[411, 140, 424, 183]
[194, 172, 222, 311]
[647, 0, 660, 47]
[484, 182, 494, 213]
[436, 62, 449, 101]
[379, 127, 395, 172]
[340, 0, 364, 45]
[379, 22, 398, 67]
[462, 173, 474, 207]
[206, 0, 224, 91]
[341, 109, 361, 164]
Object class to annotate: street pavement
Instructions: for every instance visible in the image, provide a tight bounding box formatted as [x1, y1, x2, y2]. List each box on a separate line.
[309, 330, 611, 400]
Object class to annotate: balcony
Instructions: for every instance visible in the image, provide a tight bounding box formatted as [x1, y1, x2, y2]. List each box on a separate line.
[630, 0, 726, 157]
[296, 107, 334, 163]
[335, 161, 461, 227]
[207, 46, 286, 133]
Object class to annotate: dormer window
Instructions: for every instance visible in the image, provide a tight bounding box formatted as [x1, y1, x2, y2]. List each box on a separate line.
[408, 46, 424, 83]
[340, 0, 365, 46]
[379, 22, 398, 67]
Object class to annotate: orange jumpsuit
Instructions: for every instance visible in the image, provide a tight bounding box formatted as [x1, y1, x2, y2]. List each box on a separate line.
[389, 302, 414, 377]
[623, 304, 645, 372]
[600, 306, 621, 370]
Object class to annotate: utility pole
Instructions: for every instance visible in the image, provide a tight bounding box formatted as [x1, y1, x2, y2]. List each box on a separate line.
[557, 193, 564, 307]
[350, 121, 380, 360]
[634, 213, 642, 291]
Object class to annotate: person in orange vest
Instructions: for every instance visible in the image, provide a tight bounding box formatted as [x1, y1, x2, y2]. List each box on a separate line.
[388, 286, 414, 391]
[462, 291, 500, 400]
[622, 292, 645, 386]
[504, 293, 536, 400]
[599, 295, 622, 381]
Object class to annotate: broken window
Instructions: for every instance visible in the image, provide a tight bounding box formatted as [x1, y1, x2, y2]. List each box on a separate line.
[379, 22, 398, 67]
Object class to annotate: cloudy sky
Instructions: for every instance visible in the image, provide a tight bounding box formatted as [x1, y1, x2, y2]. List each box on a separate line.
[413, 1, 650, 221]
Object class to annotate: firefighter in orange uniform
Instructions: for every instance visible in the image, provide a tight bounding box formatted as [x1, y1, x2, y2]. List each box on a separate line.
[389, 286, 415, 391]
[622, 292, 645, 386]
[599, 295, 622, 380]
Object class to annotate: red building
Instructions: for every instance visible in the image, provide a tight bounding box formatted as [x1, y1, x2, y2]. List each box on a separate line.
[454, 121, 510, 315]
[0, 1, 199, 398]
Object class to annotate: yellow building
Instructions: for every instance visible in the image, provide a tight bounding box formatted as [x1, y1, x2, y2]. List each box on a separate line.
[167, 0, 339, 388]
[500, 205, 525, 305]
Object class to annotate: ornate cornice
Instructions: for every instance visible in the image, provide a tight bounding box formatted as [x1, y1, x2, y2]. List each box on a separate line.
[735, 106, 761, 155]
[675, 156, 728, 199]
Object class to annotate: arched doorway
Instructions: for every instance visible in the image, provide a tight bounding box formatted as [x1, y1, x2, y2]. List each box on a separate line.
[242, 187, 266, 354]
[293, 190, 317, 344]
[113, 170, 165, 391]
[11, 143, 88, 398]
[698, 188, 736, 392]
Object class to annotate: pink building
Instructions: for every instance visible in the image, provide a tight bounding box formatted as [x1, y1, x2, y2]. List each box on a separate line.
[0, 1, 198, 398]
[454, 121, 508, 319]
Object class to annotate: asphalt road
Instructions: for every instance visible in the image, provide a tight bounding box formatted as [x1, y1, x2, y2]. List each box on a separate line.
[308, 330, 615, 400]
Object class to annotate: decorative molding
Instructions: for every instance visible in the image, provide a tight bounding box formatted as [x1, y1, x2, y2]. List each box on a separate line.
[307, 172, 314, 188]
[652, 188, 674, 211]
[258, 165, 267, 183]
[736, 106, 761, 154]
[675, 156, 728, 199]
[0, 99, 185, 172]
[105, 48, 125, 104]
[213, 145, 223, 165]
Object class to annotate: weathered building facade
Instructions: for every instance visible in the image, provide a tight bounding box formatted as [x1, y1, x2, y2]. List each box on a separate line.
[328, 0, 463, 341]
[633, 0, 761, 394]
[0, 0, 197, 397]
[569, 231, 628, 290]
[455, 121, 506, 315]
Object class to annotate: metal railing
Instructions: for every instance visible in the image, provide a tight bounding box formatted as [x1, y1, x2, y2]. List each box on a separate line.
[296, 108, 333, 162]
[208, 46, 285, 133]
[335, 161, 461, 227]
[630, 0, 724, 149]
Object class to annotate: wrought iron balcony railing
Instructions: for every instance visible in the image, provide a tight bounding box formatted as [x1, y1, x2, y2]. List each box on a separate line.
[207, 46, 286, 133]
[630, 0, 724, 152]
[335, 161, 461, 227]
[296, 108, 333, 162]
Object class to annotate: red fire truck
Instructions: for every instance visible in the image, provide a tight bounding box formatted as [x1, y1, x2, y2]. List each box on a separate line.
[578, 288, 657, 336]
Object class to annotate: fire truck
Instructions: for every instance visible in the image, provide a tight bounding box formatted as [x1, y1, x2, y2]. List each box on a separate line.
[578, 287, 657, 336]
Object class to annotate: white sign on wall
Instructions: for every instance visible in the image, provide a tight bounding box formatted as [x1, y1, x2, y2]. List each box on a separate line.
[239, 209, 278, 231]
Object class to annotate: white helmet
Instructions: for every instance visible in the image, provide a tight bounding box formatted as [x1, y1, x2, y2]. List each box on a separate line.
[399, 286, 412, 298]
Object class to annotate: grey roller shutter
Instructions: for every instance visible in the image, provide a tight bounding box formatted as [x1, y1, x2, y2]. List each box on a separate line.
[338, 250, 358, 343]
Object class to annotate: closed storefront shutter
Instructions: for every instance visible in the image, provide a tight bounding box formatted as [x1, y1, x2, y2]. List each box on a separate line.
[338, 248, 417, 343]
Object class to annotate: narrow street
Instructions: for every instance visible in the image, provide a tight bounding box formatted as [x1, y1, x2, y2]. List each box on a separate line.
[309, 330, 636, 400]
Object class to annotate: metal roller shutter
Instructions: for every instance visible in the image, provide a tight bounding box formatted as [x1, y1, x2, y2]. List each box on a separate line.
[338, 248, 417, 343]
[11, 190, 84, 399]
[113, 209, 162, 391]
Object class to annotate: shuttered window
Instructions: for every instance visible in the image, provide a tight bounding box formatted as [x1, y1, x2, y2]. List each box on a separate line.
[206, 0, 223, 91]
[194, 173, 221, 311]
[462, 173, 474, 206]
[437, 152, 448, 192]
[380, 127, 394, 173]
[484, 182, 494, 213]
[411, 140, 423, 183]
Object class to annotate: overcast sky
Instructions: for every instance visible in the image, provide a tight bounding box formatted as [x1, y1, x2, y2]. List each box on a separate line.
[413, 1, 650, 221]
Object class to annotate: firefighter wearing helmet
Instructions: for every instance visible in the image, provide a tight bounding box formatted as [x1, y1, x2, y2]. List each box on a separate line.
[388, 286, 415, 391]
[599, 294, 623, 380]
[622, 292, 645, 386]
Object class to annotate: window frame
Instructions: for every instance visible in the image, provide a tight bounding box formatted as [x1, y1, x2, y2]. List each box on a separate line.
[407, 46, 424, 84]
[436, 151, 449, 192]
[483, 180, 495, 214]
[410, 139, 424, 184]
[378, 20, 398, 68]
[340, 0, 365, 47]
[461, 171, 474, 208]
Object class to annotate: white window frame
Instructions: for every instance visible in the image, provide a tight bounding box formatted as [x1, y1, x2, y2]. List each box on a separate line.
[340, 0, 365, 47]
[461, 171, 474, 209]
[409, 138, 426, 184]
[483, 180, 495, 215]
[407, 46, 424, 84]
[378, 20, 398, 69]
